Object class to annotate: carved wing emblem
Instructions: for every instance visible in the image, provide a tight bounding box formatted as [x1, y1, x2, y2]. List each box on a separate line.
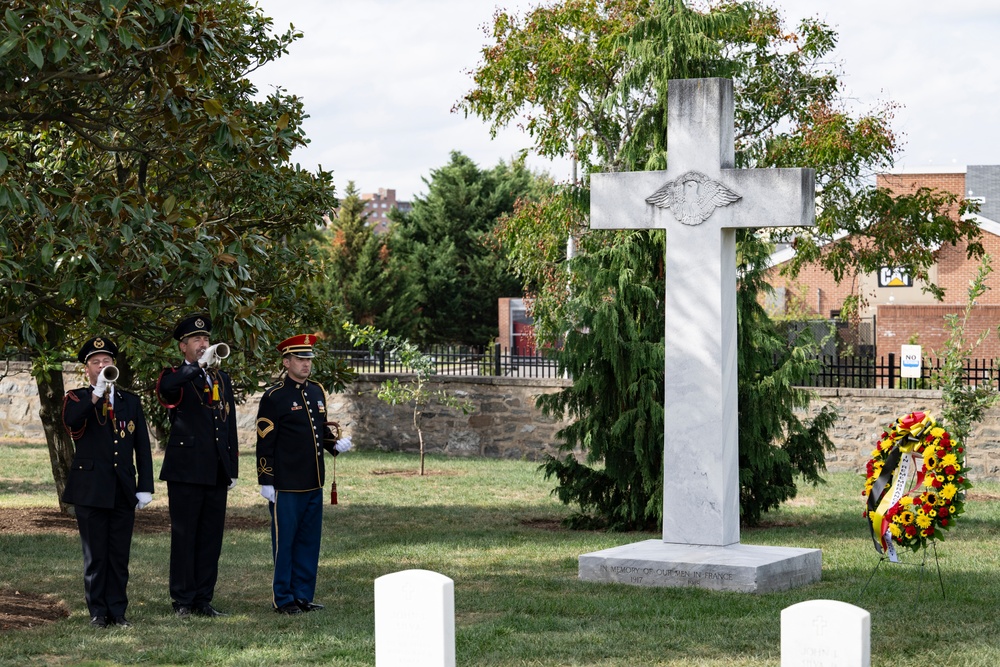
[645, 171, 742, 226]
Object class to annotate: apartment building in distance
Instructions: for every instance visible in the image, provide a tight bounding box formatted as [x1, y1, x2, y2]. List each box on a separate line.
[362, 188, 413, 234]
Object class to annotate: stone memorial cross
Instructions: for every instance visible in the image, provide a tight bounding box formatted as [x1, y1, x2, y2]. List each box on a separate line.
[590, 78, 815, 546]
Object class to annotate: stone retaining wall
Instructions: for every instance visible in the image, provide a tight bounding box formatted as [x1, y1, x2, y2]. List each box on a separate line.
[798, 387, 1000, 479]
[4, 361, 1000, 480]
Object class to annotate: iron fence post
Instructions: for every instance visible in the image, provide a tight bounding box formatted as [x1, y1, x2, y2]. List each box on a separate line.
[888, 353, 895, 389]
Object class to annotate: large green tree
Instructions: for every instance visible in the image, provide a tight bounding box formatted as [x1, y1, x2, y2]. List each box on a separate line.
[385, 151, 542, 345]
[0, 0, 342, 510]
[460, 0, 980, 528]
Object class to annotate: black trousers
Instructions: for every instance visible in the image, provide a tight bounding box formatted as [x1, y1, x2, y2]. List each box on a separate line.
[166, 480, 228, 607]
[75, 483, 135, 619]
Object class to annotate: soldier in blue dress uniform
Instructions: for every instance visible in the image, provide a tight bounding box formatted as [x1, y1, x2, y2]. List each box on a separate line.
[62, 336, 154, 628]
[156, 314, 239, 617]
[256, 334, 352, 614]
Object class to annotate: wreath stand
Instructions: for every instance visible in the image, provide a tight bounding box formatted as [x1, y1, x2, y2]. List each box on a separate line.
[857, 542, 945, 604]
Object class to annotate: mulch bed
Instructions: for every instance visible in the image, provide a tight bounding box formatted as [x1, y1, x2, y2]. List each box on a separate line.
[0, 590, 69, 631]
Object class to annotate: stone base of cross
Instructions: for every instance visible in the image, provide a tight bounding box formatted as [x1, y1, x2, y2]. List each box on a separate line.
[577, 78, 821, 593]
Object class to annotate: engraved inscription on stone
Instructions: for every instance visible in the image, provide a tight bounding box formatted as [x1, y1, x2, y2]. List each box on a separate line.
[599, 564, 734, 586]
[644, 170, 742, 226]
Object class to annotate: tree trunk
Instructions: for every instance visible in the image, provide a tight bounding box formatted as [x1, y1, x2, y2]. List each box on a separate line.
[36, 370, 75, 516]
[414, 407, 425, 476]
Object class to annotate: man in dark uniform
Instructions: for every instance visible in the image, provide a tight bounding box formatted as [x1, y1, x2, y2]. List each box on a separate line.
[256, 334, 352, 614]
[156, 314, 239, 617]
[62, 336, 154, 628]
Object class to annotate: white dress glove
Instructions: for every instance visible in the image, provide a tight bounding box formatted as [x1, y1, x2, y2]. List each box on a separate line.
[260, 485, 276, 503]
[228, 478, 237, 490]
[197, 347, 214, 368]
[135, 492, 153, 510]
[334, 436, 353, 453]
[93, 373, 109, 398]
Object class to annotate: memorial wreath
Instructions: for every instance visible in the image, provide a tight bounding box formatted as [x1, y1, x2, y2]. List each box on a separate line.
[862, 411, 971, 561]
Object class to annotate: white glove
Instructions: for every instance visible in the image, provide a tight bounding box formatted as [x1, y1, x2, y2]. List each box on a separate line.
[94, 373, 109, 398]
[197, 347, 214, 368]
[227, 478, 237, 490]
[334, 436, 353, 453]
[135, 492, 152, 510]
[260, 485, 276, 503]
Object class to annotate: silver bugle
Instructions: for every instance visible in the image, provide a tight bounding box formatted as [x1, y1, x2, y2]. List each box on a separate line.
[209, 343, 230, 360]
[99, 365, 119, 383]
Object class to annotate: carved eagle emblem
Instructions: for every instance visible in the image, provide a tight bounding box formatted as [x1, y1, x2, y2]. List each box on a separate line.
[645, 171, 742, 226]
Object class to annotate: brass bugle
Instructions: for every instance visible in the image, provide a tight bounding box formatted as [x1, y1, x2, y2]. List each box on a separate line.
[99, 365, 119, 383]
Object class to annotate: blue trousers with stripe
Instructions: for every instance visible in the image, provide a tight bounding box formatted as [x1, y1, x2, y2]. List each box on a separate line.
[268, 489, 323, 609]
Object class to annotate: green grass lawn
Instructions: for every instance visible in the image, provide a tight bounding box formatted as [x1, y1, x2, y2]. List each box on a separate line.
[2, 439, 999, 666]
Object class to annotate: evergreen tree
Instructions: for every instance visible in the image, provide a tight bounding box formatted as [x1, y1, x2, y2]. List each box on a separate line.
[387, 152, 538, 345]
[736, 231, 838, 524]
[316, 182, 400, 329]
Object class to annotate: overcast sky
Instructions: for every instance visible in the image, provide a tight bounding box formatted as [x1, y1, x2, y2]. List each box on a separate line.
[248, 1, 1000, 201]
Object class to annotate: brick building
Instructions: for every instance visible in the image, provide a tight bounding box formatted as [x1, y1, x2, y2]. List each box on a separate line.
[362, 188, 412, 234]
[767, 165, 1000, 359]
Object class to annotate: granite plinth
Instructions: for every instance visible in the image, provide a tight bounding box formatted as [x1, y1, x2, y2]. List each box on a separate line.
[579, 540, 822, 593]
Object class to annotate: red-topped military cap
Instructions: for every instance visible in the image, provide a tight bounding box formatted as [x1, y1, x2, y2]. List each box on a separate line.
[277, 333, 317, 358]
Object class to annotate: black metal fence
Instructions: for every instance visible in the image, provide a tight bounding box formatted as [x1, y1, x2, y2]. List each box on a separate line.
[330, 342, 998, 390]
[801, 353, 1000, 390]
[328, 343, 562, 379]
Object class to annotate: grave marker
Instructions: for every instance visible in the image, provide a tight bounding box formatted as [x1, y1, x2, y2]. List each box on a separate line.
[781, 599, 871, 667]
[375, 569, 455, 667]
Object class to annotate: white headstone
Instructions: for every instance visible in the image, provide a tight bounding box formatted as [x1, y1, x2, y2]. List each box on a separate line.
[781, 600, 870, 667]
[375, 569, 456, 667]
[579, 77, 822, 592]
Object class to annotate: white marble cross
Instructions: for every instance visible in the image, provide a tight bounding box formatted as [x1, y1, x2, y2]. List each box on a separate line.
[590, 78, 814, 547]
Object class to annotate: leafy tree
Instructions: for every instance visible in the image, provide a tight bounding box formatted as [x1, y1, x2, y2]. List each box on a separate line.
[385, 151, 541, 345]
[0, 1, 344, 510]
[462, 0, 980, 528]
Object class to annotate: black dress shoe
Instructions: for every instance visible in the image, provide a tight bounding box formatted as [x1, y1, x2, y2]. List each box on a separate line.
[295, 599, 325, 612]
[174, 605, 192, 617]
[193, 604, 227, 617]
[90, 616, 108, 628]
[274, 602, 303, 615]
[112, 616, 132, 627]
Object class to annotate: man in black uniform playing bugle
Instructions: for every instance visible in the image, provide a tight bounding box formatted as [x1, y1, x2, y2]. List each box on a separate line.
[156, 314, 238, 617]
[62, 336, 154, 628]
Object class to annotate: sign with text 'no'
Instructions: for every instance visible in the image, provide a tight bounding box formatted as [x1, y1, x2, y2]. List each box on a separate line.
[900, 344, 922, 379]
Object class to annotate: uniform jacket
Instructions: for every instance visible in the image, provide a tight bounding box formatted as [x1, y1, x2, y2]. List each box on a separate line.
[255, 378, 338, 491]
[62, 387, 154, 509]
[156, 362, 239, 485]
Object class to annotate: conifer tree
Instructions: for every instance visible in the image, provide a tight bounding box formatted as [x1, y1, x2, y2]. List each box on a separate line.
[386, 152, 537, 345]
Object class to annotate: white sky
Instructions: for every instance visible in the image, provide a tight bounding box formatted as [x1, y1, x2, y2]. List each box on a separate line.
[249, 1, 1000, 201]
